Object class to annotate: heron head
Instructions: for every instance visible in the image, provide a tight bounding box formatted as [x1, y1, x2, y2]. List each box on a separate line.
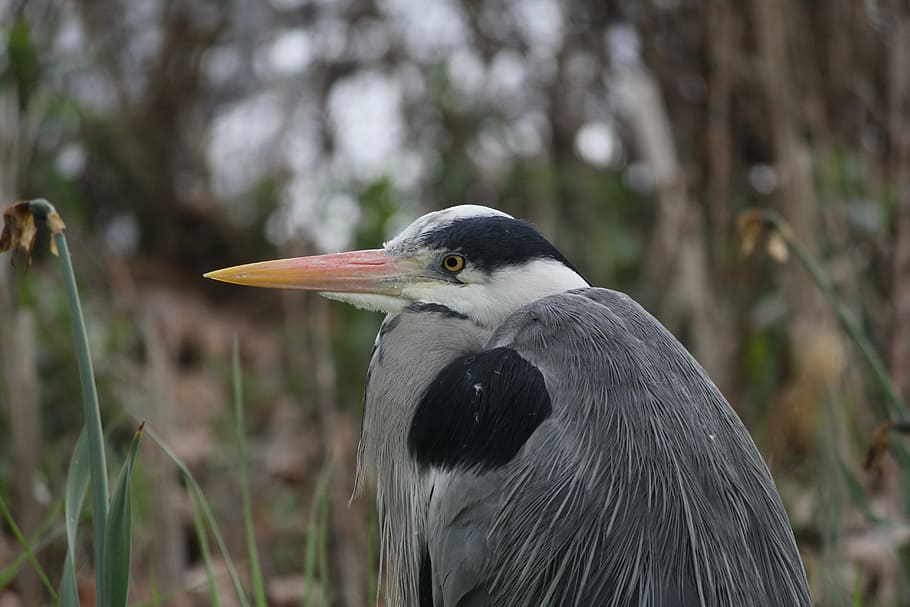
[205, 205, 588, 327]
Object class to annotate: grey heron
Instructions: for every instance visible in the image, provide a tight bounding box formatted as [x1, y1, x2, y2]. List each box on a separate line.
[206, 205, 811, 607]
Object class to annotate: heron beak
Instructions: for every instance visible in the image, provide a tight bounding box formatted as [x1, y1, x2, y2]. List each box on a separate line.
[203, 249, 408, 296]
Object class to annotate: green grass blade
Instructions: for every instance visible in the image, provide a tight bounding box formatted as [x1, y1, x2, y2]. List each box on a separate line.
[232, 336, 267, 607]
[61, 429, 91, 606]
[759, 210, 907, 418]
[304, 464, 331, 607]
[0, 494, 58, 601]
[191, 492, 223, 607]
[852, 564, 863, 606]
[29, 199, 110, 602]
[148, 568, 162, 607]
[0, 549, 40, 593]
[64, 430, 90, 559]
[60, 553, 78, 607]
[317, 479, 329, 607]
[144, 426, 251, 607]
[837, 456, 890, 526]
[101, 422, 145, 607]
[0, 497, 62, 590]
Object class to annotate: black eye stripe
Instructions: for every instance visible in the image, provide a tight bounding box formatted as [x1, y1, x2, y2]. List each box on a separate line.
[419, 216, 579, 275]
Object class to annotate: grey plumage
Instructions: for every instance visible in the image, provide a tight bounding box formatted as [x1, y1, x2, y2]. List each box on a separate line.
[362, 289, 810, 607]
[357, 305, 492, 607]
[205, 204, 811, 607]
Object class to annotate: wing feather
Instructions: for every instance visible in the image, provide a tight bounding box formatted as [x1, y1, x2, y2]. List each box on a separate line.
[423, 288, 811, 606]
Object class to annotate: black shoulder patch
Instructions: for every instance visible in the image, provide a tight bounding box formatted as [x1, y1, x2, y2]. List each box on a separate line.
[408, 347, 552, 472]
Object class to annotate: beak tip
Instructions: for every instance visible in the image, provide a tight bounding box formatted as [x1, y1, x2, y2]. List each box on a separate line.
[203, 269, 229, 282]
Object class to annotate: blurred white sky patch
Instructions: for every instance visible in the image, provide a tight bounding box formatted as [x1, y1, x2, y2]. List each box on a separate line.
[55, 143, 87, 179]
[70, 70, 118, 111]
[488, 50, 527, 105]
[269, 0, 312, 10]
[507, 114, 545, 156]
[203, 45, 242, 86]
[312, 18, 349, 61]
[260, 28, 313, 78]
[197, 0, 629, 251]
[606, 23, 642, 69]
[351, 19, 392, 62]
[576, 121, 621, 168]
[51, 4, 113, 110]
[283, 109, 322, 174]
[395, 150, 428, 189]
[749, 163, 778, 194]
[54, 8, 87, 56]
[120, 0, 164, 100]
[380, 0, 467, 60]
[468, 129, 511, 175]
[328, 70, 404, 180]
[267, 177, 362, 251]
[318, 193, 362, 251]
[514, 0, 563, 57]
[102, 212, 140, 256]
[395, 62, 427, 101]
[208, 92, 285, 198]
[448, 49, 486, 97]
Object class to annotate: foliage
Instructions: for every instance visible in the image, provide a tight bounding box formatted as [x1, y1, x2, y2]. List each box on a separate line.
[1, 1, 910, 605]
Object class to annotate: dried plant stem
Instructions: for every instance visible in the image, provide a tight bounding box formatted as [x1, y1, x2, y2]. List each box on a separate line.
[27, 198, 109, 599]
[761, 210, 907, 419]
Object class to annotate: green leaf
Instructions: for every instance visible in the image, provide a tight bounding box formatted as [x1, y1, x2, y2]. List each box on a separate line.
[60, 429, 90, 607]
[318, 478, 329, 607]
[59, 554, 78, 607]
[191, 492, 223, 607]
[233, 336, 267, 607]
[148, 567, 162, 607]
[0, 494, 58, 601]
[837, 456, 889, 526]
[0, 498, 62, 591]
[101, 422, 144, 607]
[304, 464, 331, 607]
[5, 18, 41, 109]
[144, 425, 250, 607]
[852, 564, 863, 606]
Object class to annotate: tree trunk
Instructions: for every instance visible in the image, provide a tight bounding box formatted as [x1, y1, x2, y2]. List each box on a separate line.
[614, 62, 736, 398]
[888, 0, 910, 406]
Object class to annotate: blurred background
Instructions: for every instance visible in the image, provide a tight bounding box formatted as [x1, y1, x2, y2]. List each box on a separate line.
[1, 0, 909, 605]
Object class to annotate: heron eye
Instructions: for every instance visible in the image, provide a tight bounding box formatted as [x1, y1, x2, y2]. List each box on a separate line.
[441, 254, 465, 273]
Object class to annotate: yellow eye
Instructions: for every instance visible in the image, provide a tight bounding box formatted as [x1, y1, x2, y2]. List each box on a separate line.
[441, 254, 465, 273]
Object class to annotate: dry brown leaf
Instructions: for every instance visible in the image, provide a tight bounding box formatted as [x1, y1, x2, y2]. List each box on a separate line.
[864, 420, 910, 471]
[0, 201, 38, 266]
[766, 231, 789, 263]
[46, 210, 66, 235]
[864, 420, 897, 471]
[736, 209, 764, 256]
[47, 211, 66, 256]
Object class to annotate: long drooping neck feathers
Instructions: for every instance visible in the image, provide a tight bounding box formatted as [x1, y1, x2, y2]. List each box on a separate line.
[356, 305, 491, 606]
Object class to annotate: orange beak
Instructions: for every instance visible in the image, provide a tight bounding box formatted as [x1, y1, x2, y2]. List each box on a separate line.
[204, 249, 407, 296]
